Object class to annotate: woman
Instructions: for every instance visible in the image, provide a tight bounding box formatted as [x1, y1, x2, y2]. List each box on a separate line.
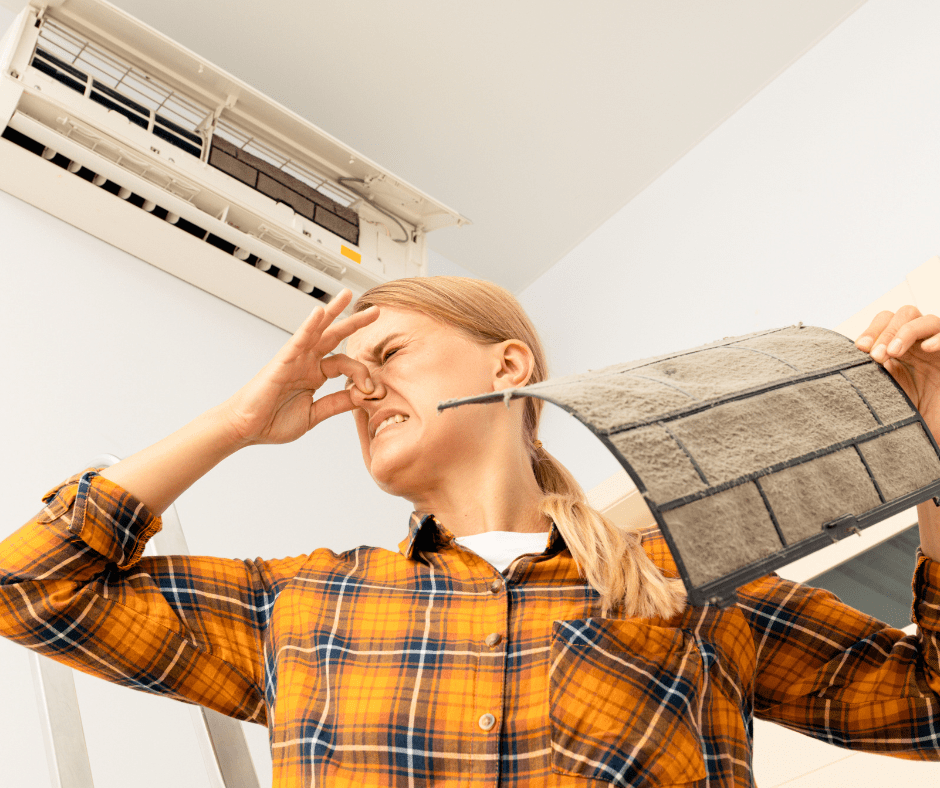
[1, 277, 938, 787]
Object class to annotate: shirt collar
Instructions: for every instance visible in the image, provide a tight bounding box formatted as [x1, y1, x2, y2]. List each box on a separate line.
[398, 512, 567, 561]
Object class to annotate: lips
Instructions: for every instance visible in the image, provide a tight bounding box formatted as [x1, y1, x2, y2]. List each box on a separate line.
[372, 413, 409, 438]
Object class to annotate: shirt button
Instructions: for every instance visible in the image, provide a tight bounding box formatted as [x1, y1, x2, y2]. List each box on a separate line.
[484, 632, 502, 648]
[478, 713, 497, 731]
[489, 579, 502, 594]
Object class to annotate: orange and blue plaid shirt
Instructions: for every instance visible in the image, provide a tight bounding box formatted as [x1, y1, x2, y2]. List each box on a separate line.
[2, 468, 940, 787]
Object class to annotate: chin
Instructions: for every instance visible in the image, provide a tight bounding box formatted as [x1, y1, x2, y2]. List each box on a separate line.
[367, 443, 424, 497]
[371, 467, 426, 502]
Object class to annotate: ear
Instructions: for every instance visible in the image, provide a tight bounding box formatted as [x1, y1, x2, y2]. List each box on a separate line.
[491, 339, 535, 391]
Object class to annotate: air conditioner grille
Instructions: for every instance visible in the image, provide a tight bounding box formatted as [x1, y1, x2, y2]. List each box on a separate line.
[32, 20, 209, 158]
[32, 48, 87, 93]
[155, 115, 202, 146]
[31, 19, 363, 242]
[89, 79, 149, 130]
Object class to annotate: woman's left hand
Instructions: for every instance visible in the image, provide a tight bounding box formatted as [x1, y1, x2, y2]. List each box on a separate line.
[856, 306, 940, 436]
[857, 306, 940, 561]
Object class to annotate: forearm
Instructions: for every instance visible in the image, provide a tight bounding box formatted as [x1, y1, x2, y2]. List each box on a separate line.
[99, 404, 244, 516]
[745, 568, 940, 758]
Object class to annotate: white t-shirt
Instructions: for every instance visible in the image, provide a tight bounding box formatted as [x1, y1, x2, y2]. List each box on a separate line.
[453, 530, 551, 573]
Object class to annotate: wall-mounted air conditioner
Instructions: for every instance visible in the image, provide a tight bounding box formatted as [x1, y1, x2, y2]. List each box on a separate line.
[0, 0, 468, 331]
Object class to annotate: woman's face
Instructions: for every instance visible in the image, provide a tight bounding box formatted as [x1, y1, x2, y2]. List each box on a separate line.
[344, 307, 520, 499]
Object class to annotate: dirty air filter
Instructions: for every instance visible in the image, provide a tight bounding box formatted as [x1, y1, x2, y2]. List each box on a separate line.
[439, 325, 940, 606]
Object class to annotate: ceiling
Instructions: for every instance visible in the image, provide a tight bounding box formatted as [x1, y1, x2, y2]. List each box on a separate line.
[3, 0, 868, 291]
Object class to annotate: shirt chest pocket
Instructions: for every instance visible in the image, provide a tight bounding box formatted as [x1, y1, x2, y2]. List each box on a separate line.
[549, 619, 707, 787]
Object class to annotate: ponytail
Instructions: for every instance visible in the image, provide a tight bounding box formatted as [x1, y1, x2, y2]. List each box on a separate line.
[532, 443, 686, 619]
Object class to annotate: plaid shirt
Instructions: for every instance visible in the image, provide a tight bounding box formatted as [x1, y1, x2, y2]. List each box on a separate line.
[2, 469, 939, 787]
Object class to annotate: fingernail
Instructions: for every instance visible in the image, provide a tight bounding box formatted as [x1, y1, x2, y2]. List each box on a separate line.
[888, 338, 902, 355]
[856, 336, 872, 351]
[872, 343, 887, 360]
[363, 379, 374, 393]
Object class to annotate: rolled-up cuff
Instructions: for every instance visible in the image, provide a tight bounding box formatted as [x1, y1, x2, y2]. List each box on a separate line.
[912, 548, 940, 629]
[39, 468, 162, 569]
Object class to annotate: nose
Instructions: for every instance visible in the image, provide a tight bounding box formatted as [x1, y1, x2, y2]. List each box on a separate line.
[348, 369, 386, 408]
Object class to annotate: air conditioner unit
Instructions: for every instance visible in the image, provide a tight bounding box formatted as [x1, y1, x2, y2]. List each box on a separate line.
[0, 0, 468, 331]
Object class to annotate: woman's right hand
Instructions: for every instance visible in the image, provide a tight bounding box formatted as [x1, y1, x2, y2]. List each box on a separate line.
[222, 289, 379, 447]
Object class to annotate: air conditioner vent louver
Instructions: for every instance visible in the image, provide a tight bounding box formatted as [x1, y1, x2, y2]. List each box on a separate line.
[0, 0, 467, 332]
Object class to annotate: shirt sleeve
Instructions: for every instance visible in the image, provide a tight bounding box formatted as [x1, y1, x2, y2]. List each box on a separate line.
[736, 555, 940, 759]
[0, 468, 308, 727]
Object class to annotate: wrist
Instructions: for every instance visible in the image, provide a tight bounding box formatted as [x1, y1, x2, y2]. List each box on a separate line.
[917, 499, 940, 563]
[200, 403, 256, 456]
[213, 388, 275, 450]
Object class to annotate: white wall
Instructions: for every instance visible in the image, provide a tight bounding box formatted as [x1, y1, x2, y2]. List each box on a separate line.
[428, 247, 480, 280]
[520, 0, 940, 783]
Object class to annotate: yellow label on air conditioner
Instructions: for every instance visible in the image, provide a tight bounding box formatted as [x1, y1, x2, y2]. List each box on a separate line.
[341, 245, 362, 264]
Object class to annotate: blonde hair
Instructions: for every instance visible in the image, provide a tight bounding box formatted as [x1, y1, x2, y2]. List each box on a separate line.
[355, 276, 686, 619]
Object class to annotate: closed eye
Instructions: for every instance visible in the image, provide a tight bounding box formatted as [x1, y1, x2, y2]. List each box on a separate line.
[381, 346, 401, 363]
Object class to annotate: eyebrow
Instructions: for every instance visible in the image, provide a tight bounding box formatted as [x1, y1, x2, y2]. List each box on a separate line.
[361, 332, 409, 362]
